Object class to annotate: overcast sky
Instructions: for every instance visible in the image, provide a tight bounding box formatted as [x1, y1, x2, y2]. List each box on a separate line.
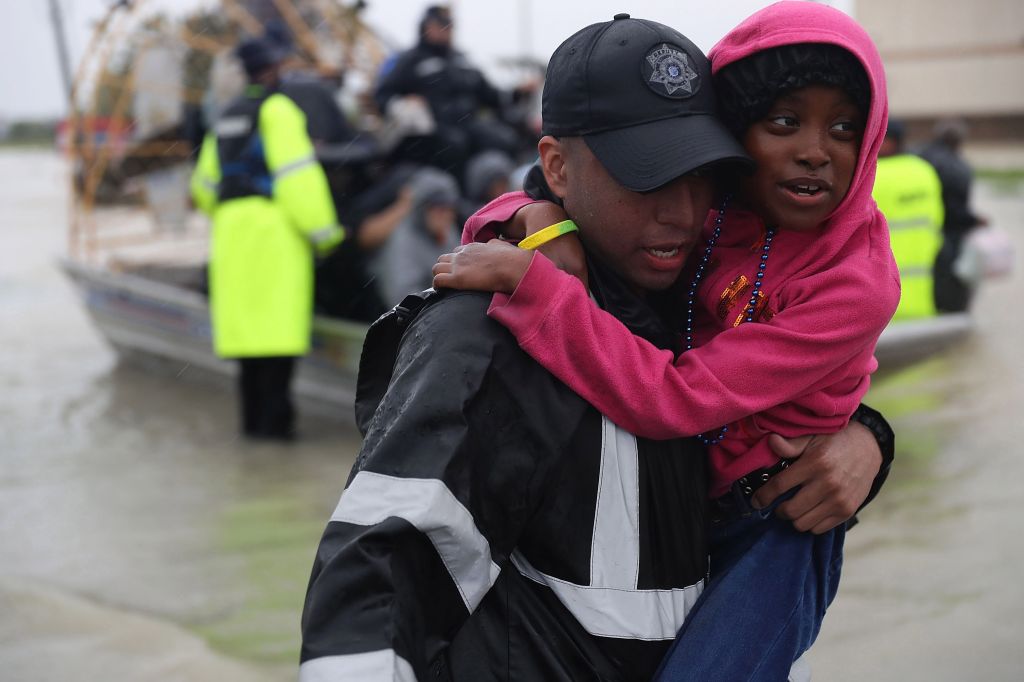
[0, 0, 852, 120]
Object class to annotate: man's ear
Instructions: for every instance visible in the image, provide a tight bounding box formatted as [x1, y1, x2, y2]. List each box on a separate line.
[537, 135, 569, 199]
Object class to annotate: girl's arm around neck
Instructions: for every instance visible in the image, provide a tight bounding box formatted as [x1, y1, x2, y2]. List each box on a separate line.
[443, 192, 587, 295]
[488, 255, 899, 440]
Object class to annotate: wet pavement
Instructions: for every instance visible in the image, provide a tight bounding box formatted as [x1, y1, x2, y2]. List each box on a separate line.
[1, 149, 1022, 680]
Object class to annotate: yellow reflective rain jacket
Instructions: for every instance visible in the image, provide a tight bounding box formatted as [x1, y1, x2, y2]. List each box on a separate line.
[191, 85, 343, 357]
[872, 154, 944, 321]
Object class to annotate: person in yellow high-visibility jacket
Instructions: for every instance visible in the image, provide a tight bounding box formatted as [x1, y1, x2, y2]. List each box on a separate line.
[872, 121, 944, 321]
[191, 38, 344, 439]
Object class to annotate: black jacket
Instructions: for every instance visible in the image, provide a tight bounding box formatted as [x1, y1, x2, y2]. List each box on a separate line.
[301, 261, 709, 680]
[374, 42, 506, 126]
[918, 141, 982, 239]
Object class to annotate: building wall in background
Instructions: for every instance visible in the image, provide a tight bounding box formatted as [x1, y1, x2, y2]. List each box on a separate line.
[857, 0, 1024, 148]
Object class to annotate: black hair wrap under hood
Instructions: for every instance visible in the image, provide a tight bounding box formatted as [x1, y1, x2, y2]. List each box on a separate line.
[715, 43, 871, 137]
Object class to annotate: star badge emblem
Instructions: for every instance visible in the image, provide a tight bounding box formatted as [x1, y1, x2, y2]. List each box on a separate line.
[646, 44, 699, 97]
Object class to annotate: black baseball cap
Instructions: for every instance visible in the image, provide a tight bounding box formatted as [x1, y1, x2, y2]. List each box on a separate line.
[421, 5, 453, 28]
[542, 14, 752, 192]
[235, 37, 286, 79]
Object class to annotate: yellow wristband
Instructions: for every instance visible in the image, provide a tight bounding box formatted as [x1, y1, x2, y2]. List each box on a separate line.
[518, 220, 578, 250]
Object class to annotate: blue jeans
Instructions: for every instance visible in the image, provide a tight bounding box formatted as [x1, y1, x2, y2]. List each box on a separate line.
[654, 488, 846, 681]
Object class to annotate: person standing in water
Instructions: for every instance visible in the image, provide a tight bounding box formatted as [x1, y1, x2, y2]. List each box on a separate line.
[191, 38, 344, 440]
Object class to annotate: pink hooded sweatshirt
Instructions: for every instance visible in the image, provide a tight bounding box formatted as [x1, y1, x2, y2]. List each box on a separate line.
[462, 1, 900, 496]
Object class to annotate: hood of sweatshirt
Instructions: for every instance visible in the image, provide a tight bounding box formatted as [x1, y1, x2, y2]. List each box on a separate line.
[709, 1, 887, 228]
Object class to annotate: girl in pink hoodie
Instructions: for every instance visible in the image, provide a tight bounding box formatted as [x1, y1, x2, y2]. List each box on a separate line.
[435, 2, 899, 678]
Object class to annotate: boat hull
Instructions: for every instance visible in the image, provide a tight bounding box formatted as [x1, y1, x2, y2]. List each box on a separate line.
[60, 259, 368, 416]
[873, 313, 972, 375]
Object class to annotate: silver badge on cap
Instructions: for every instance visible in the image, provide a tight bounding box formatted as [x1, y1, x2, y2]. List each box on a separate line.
[645, 43, 699, 98]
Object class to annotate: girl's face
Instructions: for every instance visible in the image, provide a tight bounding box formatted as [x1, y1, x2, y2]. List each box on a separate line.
[739, 85, 863, 232]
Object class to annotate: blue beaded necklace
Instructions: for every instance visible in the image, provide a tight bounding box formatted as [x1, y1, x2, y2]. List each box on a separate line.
[683, 195, 776, 446]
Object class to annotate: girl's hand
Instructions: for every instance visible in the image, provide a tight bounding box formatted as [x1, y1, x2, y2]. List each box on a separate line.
[433, 240, 533, 294]
[515, 203, 589, 291]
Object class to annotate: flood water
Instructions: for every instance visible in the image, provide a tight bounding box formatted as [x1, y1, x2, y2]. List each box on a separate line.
[1, 148, 1022, 680]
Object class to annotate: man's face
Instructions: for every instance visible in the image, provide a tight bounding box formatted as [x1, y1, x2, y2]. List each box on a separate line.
[424, 204, 456, 244]
[255, 63, 282, 88]
[423, 16, 453, 47]
[559, 140, 714, 293]
[485, 176, 511, 202]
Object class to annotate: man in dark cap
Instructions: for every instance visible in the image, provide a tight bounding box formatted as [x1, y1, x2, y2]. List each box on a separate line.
[300, 16, 892, 680]
[191, 37, 344, 440]
[373, 4, 533, 180]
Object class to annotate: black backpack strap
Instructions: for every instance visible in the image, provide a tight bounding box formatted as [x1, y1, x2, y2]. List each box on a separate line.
[216, 91, 273, 201]
[354, 289, 438, 434]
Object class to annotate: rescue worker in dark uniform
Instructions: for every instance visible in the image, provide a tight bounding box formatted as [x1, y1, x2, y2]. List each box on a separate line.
[191, 38, 344, 440]
[918, 119, 988, 313]
[872, 121, 945, 320]
[373, 5, 530, 179]
[300, 17, 894, 680]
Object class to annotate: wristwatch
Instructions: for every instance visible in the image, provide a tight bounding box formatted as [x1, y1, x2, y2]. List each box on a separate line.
[851, 402, 895, 512]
